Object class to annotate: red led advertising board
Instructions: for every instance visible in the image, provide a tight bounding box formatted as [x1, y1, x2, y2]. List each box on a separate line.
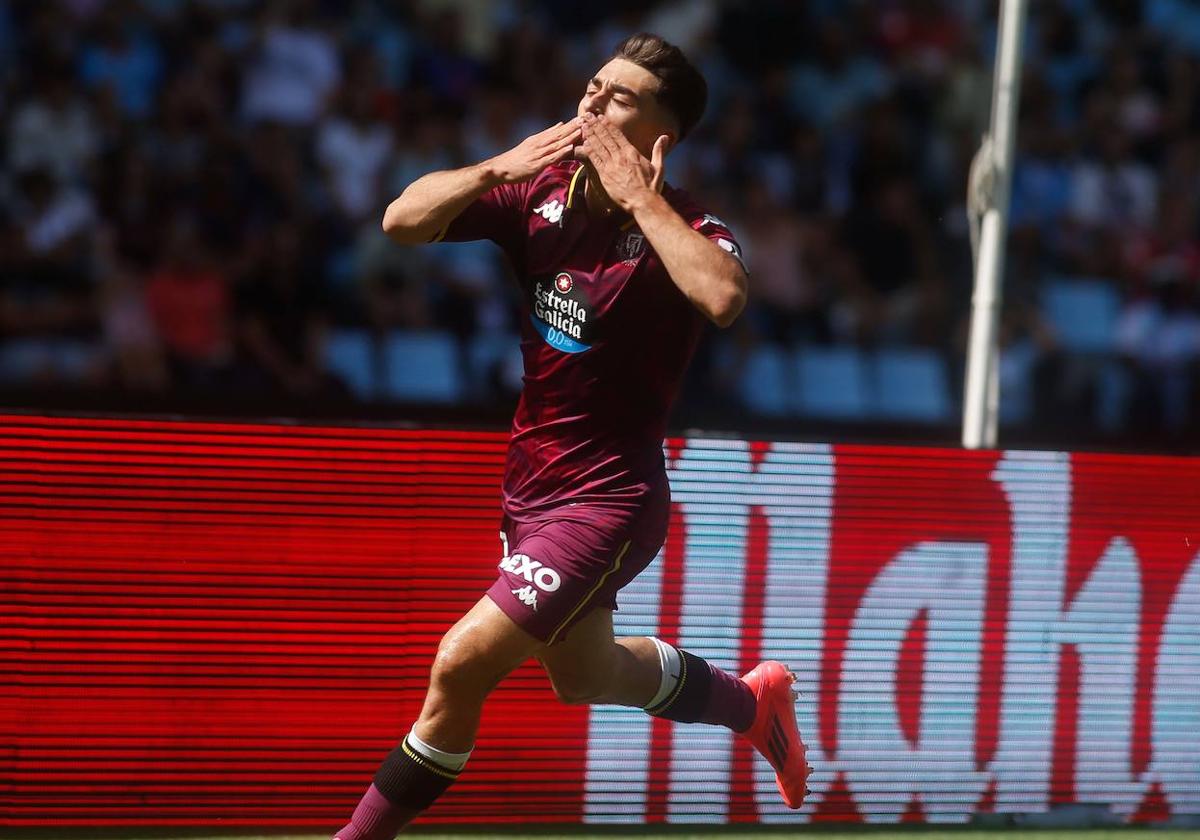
[2, 416, 1197, 827]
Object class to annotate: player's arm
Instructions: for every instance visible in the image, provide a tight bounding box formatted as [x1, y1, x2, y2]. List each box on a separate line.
[382, 119, 583, 245]
[627, 193, 746, 328]
[578, 114, 746, 328]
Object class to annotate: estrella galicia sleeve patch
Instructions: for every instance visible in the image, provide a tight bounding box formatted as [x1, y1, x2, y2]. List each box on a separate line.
[530, 272, 594, 353]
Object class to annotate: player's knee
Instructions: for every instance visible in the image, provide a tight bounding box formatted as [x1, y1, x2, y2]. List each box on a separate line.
[549, 673, 611, 705]
[545, 657, 616, 706]
[428, 630, 497, 700]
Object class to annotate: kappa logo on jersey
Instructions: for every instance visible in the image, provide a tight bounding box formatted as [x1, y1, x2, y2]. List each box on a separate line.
[499, 553, 562, 592]
[697, 213, 728, 231]
[533, 199, 565, 225]
[511, 585, 539, 610]
[555, 272, 573, 293]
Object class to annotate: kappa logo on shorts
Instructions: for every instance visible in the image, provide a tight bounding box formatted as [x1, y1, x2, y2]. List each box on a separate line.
[499, 553, 562, 593]
[511, 585, 539, 610]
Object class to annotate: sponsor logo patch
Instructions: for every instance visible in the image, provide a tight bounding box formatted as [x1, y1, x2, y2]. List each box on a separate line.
[530, 273, 593, 354]
[499, 553, 562, 592]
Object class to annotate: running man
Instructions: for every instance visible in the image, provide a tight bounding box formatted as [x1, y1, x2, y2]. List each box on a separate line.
[335, 34, 808, 839]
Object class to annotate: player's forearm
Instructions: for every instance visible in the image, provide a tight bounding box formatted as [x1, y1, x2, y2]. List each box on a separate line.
[381, 162, 501, 245]
[630, 191, 747, 328]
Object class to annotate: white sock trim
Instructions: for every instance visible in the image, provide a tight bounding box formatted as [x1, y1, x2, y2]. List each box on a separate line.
[407, 727, 472, 772]
[644, 637, 682, 710]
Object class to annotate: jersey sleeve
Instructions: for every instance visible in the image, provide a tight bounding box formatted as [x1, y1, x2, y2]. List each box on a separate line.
[430, 180, 530, 258]
[686, 210, 748, 275]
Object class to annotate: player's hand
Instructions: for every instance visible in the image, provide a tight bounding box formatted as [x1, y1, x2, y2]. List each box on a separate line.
[577, 113, 668, 212]
[485, 119, 583, 185]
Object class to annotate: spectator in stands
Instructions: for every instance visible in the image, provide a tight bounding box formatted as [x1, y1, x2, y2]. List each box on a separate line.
[77, 2, 163, 121]
[241, 0, 339, 126]
[1066, 120, 1158, 275]
[1117, 189, 1200, 433]
[839, 174, 947, 346]
[144, 210, 236, 390]
[736, 176, 834, 345]
[7, 61, 98, 185]
[235, 218, 341, 397]
[317, 67, 395, 224]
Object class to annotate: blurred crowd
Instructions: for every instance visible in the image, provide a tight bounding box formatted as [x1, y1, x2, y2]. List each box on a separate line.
[2, 0, 1200, 444]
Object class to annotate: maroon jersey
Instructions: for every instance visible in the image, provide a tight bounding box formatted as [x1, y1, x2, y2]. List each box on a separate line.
[434, 161, 745, 519]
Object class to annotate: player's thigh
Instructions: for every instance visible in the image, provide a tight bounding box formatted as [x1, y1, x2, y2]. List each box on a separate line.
[432, 595, 546, 696]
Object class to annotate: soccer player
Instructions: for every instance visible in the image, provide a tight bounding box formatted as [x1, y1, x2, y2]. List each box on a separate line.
[335, 34, 808, 839]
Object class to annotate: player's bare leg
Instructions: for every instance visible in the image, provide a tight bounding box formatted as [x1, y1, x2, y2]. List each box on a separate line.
[334, 597, 540, 840]
[538, 608, 810, 807]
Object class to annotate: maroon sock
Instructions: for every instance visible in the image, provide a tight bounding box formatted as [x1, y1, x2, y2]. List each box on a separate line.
[334, 783, 413, 840]
[645, 648, 757, 733]
[334, 738, 459, 840]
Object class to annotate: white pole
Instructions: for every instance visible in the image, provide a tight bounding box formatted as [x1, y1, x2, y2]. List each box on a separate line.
[962, 0, 1028, 449]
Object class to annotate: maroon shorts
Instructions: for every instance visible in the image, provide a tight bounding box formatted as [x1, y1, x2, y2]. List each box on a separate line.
[487, 491, 669, 645]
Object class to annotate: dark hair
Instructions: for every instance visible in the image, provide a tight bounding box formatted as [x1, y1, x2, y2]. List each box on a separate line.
[611, 33, 708, 140]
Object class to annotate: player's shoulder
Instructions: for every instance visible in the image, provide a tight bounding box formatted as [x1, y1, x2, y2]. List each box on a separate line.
[664, 183, 737, 236]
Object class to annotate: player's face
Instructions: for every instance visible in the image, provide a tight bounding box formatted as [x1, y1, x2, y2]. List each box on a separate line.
[578, 58, 678, 159]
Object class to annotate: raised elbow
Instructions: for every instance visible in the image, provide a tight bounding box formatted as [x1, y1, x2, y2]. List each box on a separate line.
[709, 278, 747, 329]
[381, 202, 423, 245]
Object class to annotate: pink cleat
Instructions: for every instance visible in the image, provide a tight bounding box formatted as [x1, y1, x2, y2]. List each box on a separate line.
[739, 660, 811, 809]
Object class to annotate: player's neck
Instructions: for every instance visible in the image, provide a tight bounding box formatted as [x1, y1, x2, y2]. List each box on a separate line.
[582, 167, 621, 219]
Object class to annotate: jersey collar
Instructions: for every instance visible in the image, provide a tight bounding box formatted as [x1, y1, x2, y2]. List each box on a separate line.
[568, 162, 661, 232]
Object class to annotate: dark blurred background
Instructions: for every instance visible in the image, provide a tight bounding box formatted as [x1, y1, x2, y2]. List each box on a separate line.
[2, 0, 1199, 451]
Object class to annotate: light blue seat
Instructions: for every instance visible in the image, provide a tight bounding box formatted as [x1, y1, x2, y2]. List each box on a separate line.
[467, 331, 522, 397]
[794, 344, 871, 420]
[0, 338, 101, 385]
[998, 339, 1037, 425]
[1042, 277, 1121, 353]
[739, 345, 791, 416]
[874, 347, 953, 423]
[321, 328, 376, 399]
[383, 329, 465, 404]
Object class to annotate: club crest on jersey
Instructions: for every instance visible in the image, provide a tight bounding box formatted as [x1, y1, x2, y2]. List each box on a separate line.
[530, 272, 593, 354]
[616, 231, 645, 264]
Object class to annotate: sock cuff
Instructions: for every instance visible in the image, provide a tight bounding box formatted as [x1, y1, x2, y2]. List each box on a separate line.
[407, 727, 472, 772]
[645, 648, 714, 721]
[373, 738, 460, 811]
[644, 637, 683, 711]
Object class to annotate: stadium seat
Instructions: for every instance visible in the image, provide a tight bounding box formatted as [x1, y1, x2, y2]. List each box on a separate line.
[321, 328, 376, 400]
[794, 344, 872, 420]
[383, 329, 465, 404]
[1042, 277, 1121, 353]
[739, 345, 792, 416]
[874, 347, 953, 423]
[998, 339, 1036, 425]
[467, 331, 522, 397]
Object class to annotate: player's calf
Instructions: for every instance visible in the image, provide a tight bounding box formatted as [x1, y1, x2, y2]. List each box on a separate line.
[333, 597, 540, 840]
[641, 637, 757, 733]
